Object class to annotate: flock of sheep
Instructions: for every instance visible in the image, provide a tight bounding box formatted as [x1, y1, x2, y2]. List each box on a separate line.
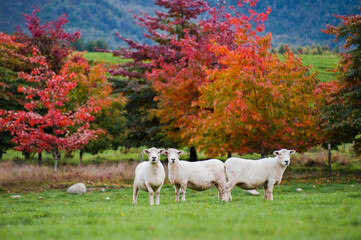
[133, 147, 296, 205]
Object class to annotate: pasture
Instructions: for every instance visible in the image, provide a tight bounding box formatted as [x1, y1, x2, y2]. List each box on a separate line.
[80, 52, 340, 83]
[1, 183, 360, 240]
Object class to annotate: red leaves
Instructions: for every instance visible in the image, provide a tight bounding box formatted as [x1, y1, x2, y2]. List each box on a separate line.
[0, 48, 110, 154]
[148, 1, 325, 156]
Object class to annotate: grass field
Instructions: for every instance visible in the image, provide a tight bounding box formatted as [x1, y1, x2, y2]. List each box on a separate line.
[79, 52, 340, 82]
[1, 183, 360, 240]
[300, 54, 339, 82]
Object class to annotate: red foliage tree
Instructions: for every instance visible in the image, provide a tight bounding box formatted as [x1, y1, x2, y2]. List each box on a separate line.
[149, 0, 325, 156]
[14, 6, 80, 73]
[110, 0, 210, 149]
[0, 49, 104, 171]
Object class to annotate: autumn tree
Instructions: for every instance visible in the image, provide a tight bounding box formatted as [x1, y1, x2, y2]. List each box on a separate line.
[0, 33, 30, 159]
[0, 7, 80, 161]
[321, 7, 361, 155]
[63, 54, 127, 165]
[110, 0, 209, 148]
[14, 6, 80, 73]
[150, 0, 325, 156]
[0, 49, 104, 171]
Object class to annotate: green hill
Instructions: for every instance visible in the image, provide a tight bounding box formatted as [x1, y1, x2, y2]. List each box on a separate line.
[1, 0, 359, 49]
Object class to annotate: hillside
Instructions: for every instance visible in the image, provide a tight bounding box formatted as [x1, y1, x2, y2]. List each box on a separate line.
[1, 0, 359, 49]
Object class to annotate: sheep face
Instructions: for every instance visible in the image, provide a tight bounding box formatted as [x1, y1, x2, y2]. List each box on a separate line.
[273, 149, 296, 167]
[143, 148, 165, 164]
[164, 148, 184, 164]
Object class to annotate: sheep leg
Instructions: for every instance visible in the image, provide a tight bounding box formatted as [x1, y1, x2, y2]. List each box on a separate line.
[215, 183, 223, 201]
[222, 181, 236, 202]
[155, 185, 162, 205]
[264, 181, 275, 201]
[146, 184, 155, 205]
[174, 185, 180, 202]
[180, 184, 187, 201]
[133, 185, 139, 205]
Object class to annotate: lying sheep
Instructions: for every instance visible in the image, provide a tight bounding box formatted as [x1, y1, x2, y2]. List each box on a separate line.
[164, 148, 226, 202]
[133, 148, 165, 206]
[222, 149, 296, 201]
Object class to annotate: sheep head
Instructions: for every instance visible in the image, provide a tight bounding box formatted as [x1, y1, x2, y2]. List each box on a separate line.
[273, 149, 296, 167]
[163, 148, 184, 164]
[143, 147, 165, 164]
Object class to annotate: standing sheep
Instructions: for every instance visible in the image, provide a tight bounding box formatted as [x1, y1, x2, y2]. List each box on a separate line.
[222, 149, 295, 201]
[133, 147, 165, 206]
[164, 148, 226, 202]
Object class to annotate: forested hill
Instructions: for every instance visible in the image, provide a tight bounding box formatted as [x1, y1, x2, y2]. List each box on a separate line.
[1, 0, 359, 49]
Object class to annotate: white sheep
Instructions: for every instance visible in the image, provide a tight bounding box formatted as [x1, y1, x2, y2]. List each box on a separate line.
[164, 148, 226, 202]
[222, 149, 296, 201]
[133, 147, 165, 206]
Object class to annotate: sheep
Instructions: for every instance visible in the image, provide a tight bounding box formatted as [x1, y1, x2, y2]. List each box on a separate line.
[222, 149, 296, 201]
[133, 147, 165, 206]
[164, 148, 226, 202]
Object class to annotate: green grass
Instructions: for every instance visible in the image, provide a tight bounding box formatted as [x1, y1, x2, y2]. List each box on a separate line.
[79, 52, 340, 82]
[300, 54, 339, 82]
[80, 52, 129, 64]
[1, 183, 360, 240]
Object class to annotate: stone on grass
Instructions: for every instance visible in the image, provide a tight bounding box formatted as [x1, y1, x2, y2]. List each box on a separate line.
[246, 190, 260, 196]
[11, 195, 21, 198]
[67, 183, 86, 195]
[296, 188, 302, 192]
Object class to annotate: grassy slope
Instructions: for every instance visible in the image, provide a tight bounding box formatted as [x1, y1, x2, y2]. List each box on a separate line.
[300, 54, 339, 82]
[80, 52, 340, 82]
[0, 183, 360, 240]
[82, 52, 129, 64]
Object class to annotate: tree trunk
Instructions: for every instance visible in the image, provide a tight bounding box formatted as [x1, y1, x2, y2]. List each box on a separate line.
[53, 149, 59, 172]
[24, 151, 30, 161]
[227, 151, 232, 159]
[38, 152, 42, 165]
[260, 148, 266, 159]
[189, 146, 198, 162]
[328, 143, 332, 177]
[79, 149, 83, 166]
[0, 148, 3, 160]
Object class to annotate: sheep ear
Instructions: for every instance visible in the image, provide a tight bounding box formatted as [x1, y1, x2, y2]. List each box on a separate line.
[273, 151, 280, 156]
[159, 149, 165, 154]
[178, 150, 184, 155]
[289, 150, 296, 155]
[143, 149, 150, 155]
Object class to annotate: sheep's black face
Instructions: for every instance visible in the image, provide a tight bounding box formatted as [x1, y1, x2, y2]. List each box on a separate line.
[273, 149, 296, 167]
[143, 148, 164, 164]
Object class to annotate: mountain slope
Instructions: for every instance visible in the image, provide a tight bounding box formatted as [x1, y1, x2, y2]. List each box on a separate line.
[1, 0, 359, 49]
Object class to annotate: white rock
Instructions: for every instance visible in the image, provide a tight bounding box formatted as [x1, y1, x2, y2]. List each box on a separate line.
[67, 183, 87, 195]
[11, 195, 21, 198]
[246, 190, 260, 195]
[296, 188, 302, 192]
[101, 188, 106, 192]
[106, 197, 110, 200]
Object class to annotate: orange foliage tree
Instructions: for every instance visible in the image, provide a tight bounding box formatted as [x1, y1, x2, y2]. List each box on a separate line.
[63, 54, 127, 164]
[149, 0, 325, 156]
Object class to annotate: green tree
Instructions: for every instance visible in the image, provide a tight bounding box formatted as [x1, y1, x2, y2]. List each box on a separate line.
[74, 39, 85, 51]
[95, 39, 109, 50]
[278, 43, 286, 54]
[86, 40, 96, 52]
[321, 7, 361, 154]
[317, 44, 322, 54]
